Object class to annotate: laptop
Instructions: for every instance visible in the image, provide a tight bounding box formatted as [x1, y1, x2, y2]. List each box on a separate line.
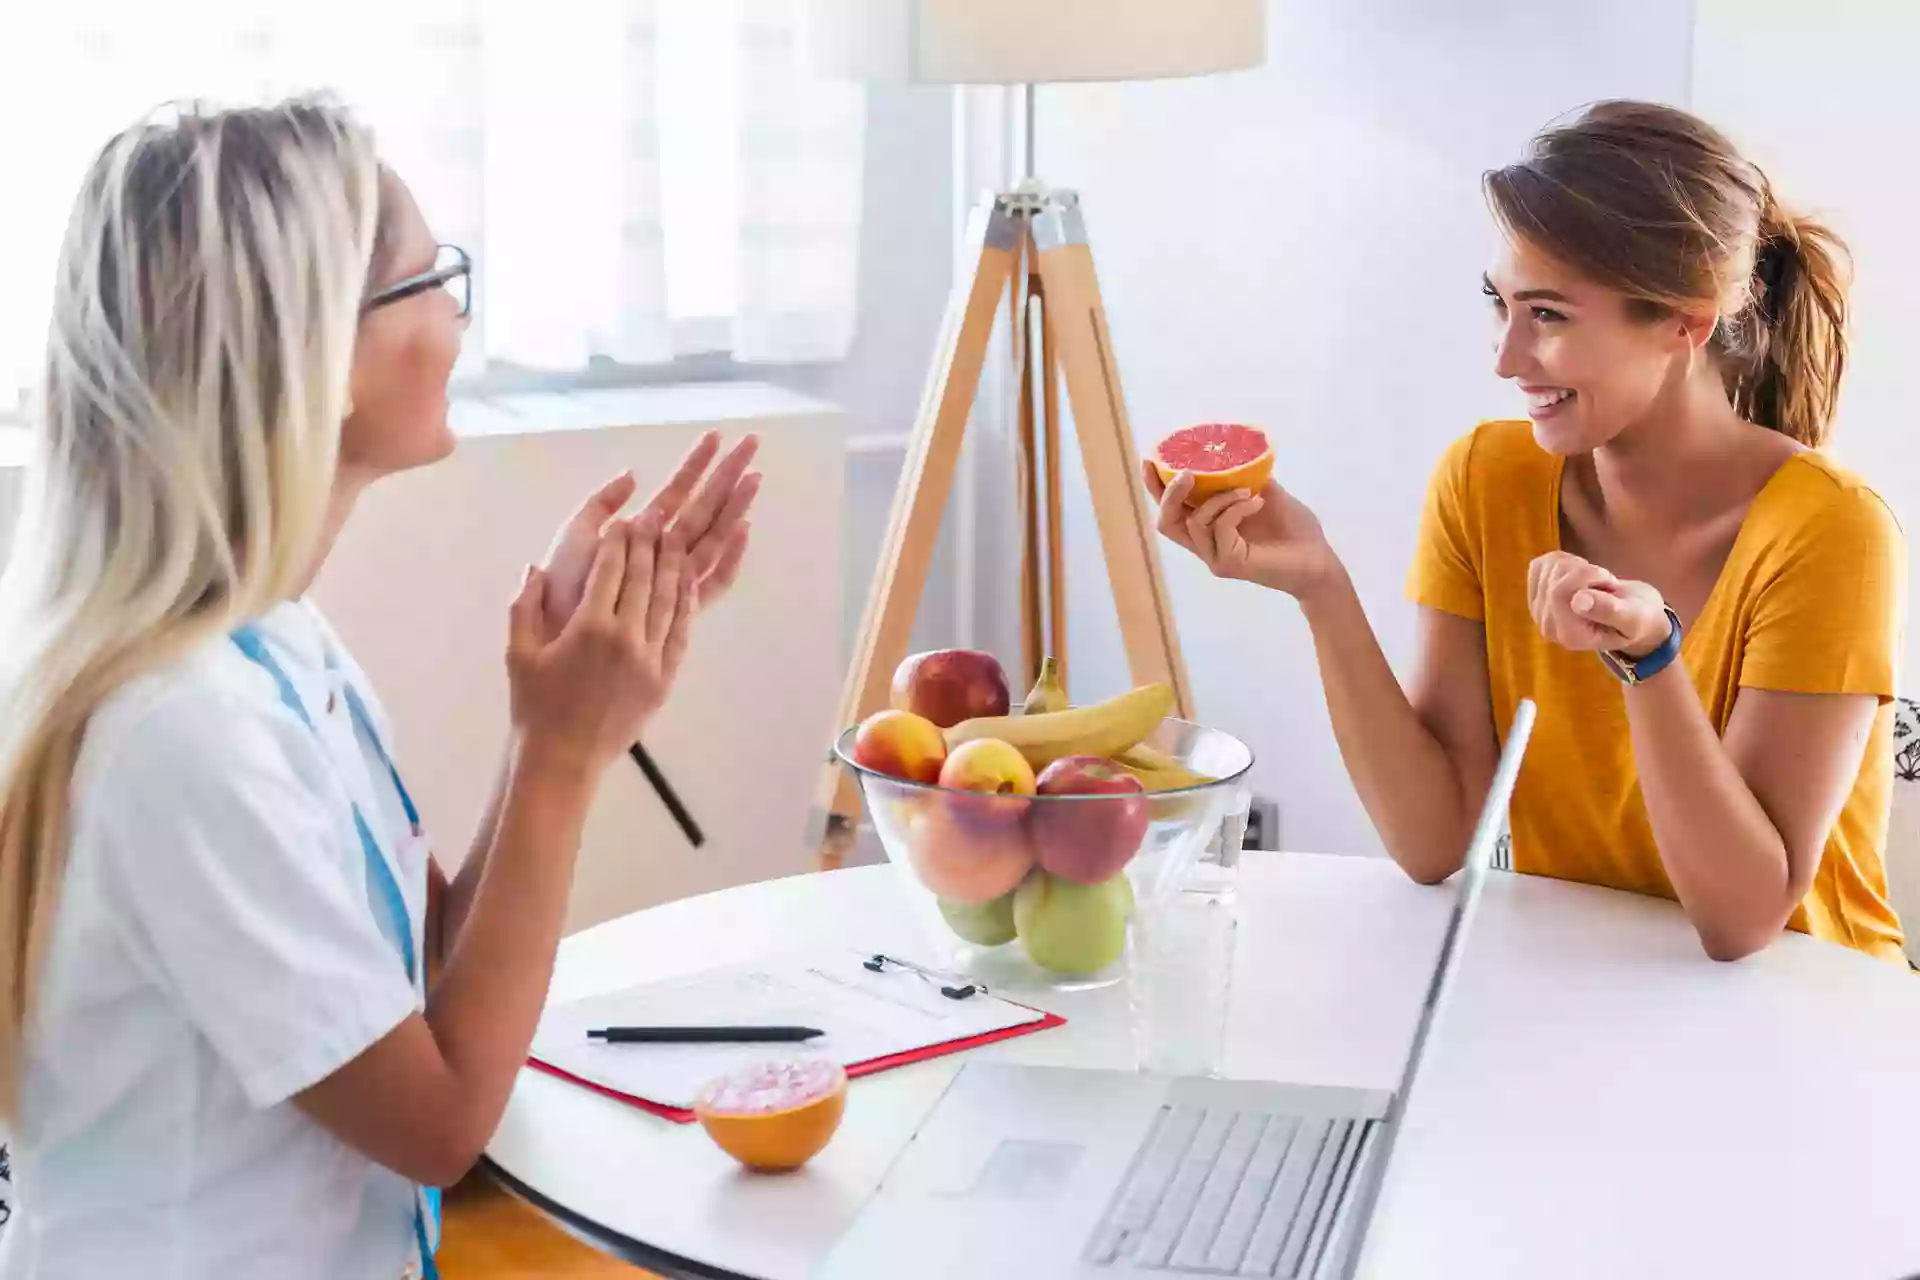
[816, 699, 1536, 1280]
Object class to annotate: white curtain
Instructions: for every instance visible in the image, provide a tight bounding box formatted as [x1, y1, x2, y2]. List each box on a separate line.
[735, 0, 867, 362]
[0, 0, 865, 406]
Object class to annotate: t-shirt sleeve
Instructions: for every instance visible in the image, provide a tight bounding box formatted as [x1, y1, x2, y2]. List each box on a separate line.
[87, 693, 419, 1108]
[1740, 485, 1907, 701]
[1406, 429, 1485, 622]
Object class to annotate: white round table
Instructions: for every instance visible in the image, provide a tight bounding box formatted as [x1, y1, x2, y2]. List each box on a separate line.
[486, 852, 1920, 1280]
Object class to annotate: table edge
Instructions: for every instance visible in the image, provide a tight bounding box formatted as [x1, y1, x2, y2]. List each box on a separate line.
[481, 1156, 764, 1280]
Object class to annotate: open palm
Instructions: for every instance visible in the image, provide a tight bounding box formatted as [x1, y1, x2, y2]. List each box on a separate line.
[540, 432, 760, 633]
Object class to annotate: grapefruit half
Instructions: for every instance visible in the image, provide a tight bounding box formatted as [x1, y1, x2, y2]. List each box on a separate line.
[1151, 423, 1273, 503]
[693, 1058, 848, 1172]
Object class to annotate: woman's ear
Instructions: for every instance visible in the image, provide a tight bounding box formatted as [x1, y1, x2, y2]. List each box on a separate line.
[1676, 308, 1719, 353]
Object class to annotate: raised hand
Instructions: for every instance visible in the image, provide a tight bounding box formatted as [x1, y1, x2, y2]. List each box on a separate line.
[539, 431, 760, 633]
[508, 516, 698, 773]
[1143, 459, 1341, 600]
[1527, 551, 1672, 657]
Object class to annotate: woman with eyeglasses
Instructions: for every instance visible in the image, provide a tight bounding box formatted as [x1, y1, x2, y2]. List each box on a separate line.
[0, 98, 757, 1278]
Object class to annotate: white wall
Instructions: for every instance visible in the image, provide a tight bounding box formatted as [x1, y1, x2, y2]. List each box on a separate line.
[774, 82, 963, 666]
[1035, 0, 1694, 855]
[1692, 0, 1920, 693]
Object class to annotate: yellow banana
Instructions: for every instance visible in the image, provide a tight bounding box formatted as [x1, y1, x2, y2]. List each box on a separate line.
[1112, 742, 1214, 792]
[1022, 656, 1070, 715]
[946, 683, 1174, 771]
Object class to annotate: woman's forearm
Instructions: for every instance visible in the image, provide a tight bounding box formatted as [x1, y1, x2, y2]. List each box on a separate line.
[1299, 570, 1482, 883]
[1624, 662, 1795, 960]
[422, 736, 597, 1145]
[436, 739, 520, 967]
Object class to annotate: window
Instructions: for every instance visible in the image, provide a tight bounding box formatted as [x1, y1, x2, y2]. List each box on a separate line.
[0, 0, 863, 417]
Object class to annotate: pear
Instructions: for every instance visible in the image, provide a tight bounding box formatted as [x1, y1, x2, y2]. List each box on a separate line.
[1014, 871, 1132, 975]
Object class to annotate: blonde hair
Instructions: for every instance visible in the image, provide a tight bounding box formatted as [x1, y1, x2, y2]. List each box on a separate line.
[0, 97, 383, 1112]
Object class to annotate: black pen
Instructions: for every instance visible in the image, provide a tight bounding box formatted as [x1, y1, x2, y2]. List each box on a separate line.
[586, 1025, 825, 1044]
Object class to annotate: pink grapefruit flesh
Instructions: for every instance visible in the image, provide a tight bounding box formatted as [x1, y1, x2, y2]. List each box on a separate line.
[1151, 423, 1274, 504]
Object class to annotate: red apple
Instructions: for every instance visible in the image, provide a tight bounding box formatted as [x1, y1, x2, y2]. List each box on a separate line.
[891, 649, 1010, 728]
[937, 737, 1036, 829]
[1029, 755, 1150, 884]
[850, 709, 946, 784]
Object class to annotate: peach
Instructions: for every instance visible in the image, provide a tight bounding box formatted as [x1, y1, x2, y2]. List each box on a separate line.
[905, 803, 1036, 905]
[937, 737, 1036, 829]
[850, 709, 946, 785]
[891, 649, 1010, 728]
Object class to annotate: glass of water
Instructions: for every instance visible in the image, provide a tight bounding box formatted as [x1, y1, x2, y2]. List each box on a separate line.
[1126, 884, 1238, 1076]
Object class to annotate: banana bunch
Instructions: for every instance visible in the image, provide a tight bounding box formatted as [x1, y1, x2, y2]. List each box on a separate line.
[950, 659, 1216, 790]
[946, 680, 1173, 772]
[1111, 741, 1214, 792]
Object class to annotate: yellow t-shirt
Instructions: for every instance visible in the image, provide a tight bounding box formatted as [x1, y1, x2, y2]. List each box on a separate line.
[1408, 419, 1908, 963]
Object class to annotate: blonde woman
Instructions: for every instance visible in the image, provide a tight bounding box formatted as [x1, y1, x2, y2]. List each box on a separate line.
[0, 99, 758, 1277]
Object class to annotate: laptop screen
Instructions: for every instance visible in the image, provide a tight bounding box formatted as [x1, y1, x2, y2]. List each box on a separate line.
[1330, 697, 1536, 1278]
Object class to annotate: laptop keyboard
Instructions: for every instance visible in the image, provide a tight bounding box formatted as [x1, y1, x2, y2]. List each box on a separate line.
[1085, 1106, 1376, 1278]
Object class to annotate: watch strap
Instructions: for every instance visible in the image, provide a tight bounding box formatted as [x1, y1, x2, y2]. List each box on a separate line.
[1599, 606, 1683, 685]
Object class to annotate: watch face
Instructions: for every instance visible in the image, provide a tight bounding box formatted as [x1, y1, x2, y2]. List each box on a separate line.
[1599, 649, 1637, 685]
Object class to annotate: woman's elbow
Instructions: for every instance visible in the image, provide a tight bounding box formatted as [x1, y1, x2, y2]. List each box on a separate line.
[399, 1132, 487, 1190]
[1693, 917, 1781, 963]
[381, 1108, 495, 1189]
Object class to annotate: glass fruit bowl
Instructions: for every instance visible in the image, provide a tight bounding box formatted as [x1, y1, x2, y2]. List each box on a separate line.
[832, 717, 1254, 992]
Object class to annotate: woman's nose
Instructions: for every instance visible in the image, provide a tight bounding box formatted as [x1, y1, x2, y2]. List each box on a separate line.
[1492, 321, 1528, 381]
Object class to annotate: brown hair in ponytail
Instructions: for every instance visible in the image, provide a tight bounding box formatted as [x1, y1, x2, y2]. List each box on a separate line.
[1483, 100, 1851, 447]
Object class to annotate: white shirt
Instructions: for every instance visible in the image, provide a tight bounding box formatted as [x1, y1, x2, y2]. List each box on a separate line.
[1, 601, 431, 1279]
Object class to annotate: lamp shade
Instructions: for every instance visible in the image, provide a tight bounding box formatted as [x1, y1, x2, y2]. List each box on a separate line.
[803, 0, 1267, 85]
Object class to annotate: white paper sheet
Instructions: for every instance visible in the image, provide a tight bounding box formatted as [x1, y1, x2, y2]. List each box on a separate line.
[530, 949, 1051, 1111]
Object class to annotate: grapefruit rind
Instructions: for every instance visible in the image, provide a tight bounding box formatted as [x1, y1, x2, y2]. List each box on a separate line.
[693, 1058, 849, 1172]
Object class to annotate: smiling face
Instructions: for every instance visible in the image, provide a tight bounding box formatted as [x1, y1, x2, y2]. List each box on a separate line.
[1483, 235, 1714, 456]
[340, 171, 467, 480]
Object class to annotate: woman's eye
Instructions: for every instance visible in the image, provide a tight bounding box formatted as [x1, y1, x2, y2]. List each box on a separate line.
[1531, 306, 1567, 323]
[1482, 287, 1506, 313]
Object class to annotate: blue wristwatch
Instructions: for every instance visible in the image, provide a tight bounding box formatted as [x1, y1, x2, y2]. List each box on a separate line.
[1598, 607, 1683, 685]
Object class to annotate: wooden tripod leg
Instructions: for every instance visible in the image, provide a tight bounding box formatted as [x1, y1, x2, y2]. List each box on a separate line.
[809, 196, 1021, 868]
[1037, 277, 1067, 694]
[1015, 236, 1043, 691]
[1032, 195, 1194, 719]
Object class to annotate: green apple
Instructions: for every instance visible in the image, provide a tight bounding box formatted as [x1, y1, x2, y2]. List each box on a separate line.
[938, 890, 1018, 946]
[1013, 871, 1132, 975]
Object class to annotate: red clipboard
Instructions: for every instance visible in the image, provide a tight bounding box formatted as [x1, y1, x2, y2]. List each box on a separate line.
[526, 1003, 1067, 1124]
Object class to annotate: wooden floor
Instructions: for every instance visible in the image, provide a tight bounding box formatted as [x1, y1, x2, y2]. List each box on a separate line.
[437, 1171, 656, 1278]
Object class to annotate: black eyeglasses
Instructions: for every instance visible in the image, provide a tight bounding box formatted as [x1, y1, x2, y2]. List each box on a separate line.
[365, 243, 471, 318]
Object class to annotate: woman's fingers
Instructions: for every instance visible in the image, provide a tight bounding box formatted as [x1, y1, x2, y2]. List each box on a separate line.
[1184, 488, 1250, 565]
[1141, 458, 1168, 502]
[579, 532, 628, 623]
[638, 431, 723, 527]
[646, 526, 690, 648]
[700, 523, 751, 608]
[616, 513, 660, 628]
[1155, 471, 1199, 547]
[662, 570, 697, 681]
[1211, 496, 1264, 560]
[509, 565, 547, 656]
[688, 470, 762, 579]
[670, 436, 761, 545]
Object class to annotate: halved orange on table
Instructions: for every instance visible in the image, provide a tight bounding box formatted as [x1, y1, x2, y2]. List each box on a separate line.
[1151, 423, 1274, 504]
[693, 1058, 848, 1172]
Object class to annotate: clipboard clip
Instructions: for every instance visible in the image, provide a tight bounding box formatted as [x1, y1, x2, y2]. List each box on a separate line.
[863, 953, 984, 1000]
